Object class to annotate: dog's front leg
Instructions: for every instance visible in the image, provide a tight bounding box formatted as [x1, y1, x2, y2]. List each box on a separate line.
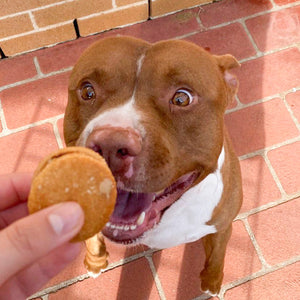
[84, 233, 109, 274]
[200, 225, 232, 296]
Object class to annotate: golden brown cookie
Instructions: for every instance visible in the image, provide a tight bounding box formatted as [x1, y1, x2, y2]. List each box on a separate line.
[28, 146, 117, 242]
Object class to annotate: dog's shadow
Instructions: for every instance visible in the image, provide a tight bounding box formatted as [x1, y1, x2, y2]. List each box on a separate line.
[116, 239, 206, 300]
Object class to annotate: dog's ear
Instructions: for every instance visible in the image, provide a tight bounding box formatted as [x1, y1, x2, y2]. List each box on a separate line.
[214, 54, 240, 106]
[215, 54, 240, 71]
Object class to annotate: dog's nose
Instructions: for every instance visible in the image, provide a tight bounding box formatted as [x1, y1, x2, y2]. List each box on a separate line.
[86, 127, 142, 175]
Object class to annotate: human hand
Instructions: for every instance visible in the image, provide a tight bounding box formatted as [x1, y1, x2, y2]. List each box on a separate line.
[0, 173, 84, 299]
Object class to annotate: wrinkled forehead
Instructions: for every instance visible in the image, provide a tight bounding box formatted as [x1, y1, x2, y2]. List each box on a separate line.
[69, 37, 150, 90]
[139, 40, 221, 93]
[69, 38, 221, 94]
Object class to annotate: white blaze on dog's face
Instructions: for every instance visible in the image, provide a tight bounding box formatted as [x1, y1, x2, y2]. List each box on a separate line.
[64, 36, 239, 249]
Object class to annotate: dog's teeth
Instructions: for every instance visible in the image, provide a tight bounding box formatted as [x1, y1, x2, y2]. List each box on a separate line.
[111, 224, 116, 229]
[137, 211, 145, 226]
[106, 222, 111, 228]
[117, 225, 124, 230]
[130, 224, 137, 230]
[124, 225, 130, 231]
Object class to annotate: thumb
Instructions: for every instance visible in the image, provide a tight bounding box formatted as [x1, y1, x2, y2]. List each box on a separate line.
[0, 202, 84, 285]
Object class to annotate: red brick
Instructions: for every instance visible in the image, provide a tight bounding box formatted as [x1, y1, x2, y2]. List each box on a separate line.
[225, 262, 300, 300]
[0, 0, 63, 17]
[1, 23, 76, 57]
[45, 236, 147, 288]
[267, 142, 300, 195]
[240, 156, 281, 213]
[34, 8, 205, 74]
[0, 73, 70, 129]
[78, 4, 148, 37]
[246, 6, 300, 52]
[119, 9, 201, 42]
[151, 0, 211, 17]
[199, 0, 272, 27]
[225, 98, 299, 156]
[223, 221, 262, 284]
[236, 48, 300, 104]
[153, 241, 206, 299]
[286, 90, 300, 124]
[117, 0, 143, 5]
[0, 14, 33, 39]
[0, 125, 58, 174]
[0, 55, 37, 87]
[274, 0, 299, 5]
[248, 199, 300, 265]
[33, 0, 112, 27]
[185, 23, 256, 60]
[153, 221, 261, 298]
[50, 258, 160, 300]
[57, 118, 65, 147]
[35, 38, 94, 74]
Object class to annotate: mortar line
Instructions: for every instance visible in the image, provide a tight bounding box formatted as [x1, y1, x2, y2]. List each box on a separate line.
[282, 93, 300, 132]
[206, 1, 300, 32]
[0, 0, 78, 21]
[0, 114, 64, 138]
[0, 98, 8, 133]
[269, 0, 277, 8]
[28, 11, 39, 30]
[33, 56, 44, 77]
[145, 254, 167, 300]
[0, 67, 72, 92]
[52, 119, 64, 149]
[28, 248, 157, 298]
[242, 218, 269, 269]
[78, 0, 148, 21]
[238, 136, 300, 161]
[195, 6, 206, 30]
[149, 1, 212, 21]
[234, 192, 300, 221]
[262, 151, 287, 197]
[0, 20, 75, 43]
[239, 20, 262, 56]
[27, 273, 90, 299]
[217, 256, 300, 299]
[225, 86, 300, 115]
[112, 0, 117, 9]
[234, 94, 243, 108]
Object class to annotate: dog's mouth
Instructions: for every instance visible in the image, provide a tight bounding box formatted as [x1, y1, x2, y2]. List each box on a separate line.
[102, 172, 199, 245]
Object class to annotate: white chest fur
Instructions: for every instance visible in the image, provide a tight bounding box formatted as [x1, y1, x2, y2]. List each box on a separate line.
[139, 147, 225, 249]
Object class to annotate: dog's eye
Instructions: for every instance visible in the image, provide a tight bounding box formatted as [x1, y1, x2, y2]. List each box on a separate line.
[171, 89, 193, 107]
[80, 83, 96, 101]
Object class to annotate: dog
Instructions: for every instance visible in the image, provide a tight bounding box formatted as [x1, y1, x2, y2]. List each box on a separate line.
[64, 36, 243, 296]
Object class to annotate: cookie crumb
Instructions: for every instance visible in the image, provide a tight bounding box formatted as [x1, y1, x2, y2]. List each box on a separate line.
[99, 179, 112, 199]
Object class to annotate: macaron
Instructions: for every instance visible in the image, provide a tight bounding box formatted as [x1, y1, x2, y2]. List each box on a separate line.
[28, 146, 117, 242]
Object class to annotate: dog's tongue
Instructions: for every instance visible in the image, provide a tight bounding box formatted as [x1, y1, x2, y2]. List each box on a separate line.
[109, 189, 155, 223]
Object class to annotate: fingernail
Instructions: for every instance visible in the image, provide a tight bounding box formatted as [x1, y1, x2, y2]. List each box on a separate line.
[48, 202, 83, 236]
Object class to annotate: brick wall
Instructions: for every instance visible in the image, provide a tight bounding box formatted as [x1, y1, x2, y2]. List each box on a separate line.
[0, 0, 212, 57]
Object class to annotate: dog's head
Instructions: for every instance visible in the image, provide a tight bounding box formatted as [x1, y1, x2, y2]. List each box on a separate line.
[64, 36, 239, 248]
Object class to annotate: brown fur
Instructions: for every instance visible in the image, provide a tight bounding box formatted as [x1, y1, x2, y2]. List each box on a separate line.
[64, 36, 243, 295]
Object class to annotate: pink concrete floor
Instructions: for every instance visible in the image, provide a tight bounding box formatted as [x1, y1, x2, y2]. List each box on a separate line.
[0, 0, 299, 299]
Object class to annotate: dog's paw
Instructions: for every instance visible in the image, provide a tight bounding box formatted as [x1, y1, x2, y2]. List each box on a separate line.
[202, 289, 218, 297]
[200, 270, 222, 297]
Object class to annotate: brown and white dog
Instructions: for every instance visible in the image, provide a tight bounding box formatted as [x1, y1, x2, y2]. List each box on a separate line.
[64, 36, 243, 296]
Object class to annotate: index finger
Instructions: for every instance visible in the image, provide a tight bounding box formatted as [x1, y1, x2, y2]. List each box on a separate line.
[0, 173, 32, 210]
